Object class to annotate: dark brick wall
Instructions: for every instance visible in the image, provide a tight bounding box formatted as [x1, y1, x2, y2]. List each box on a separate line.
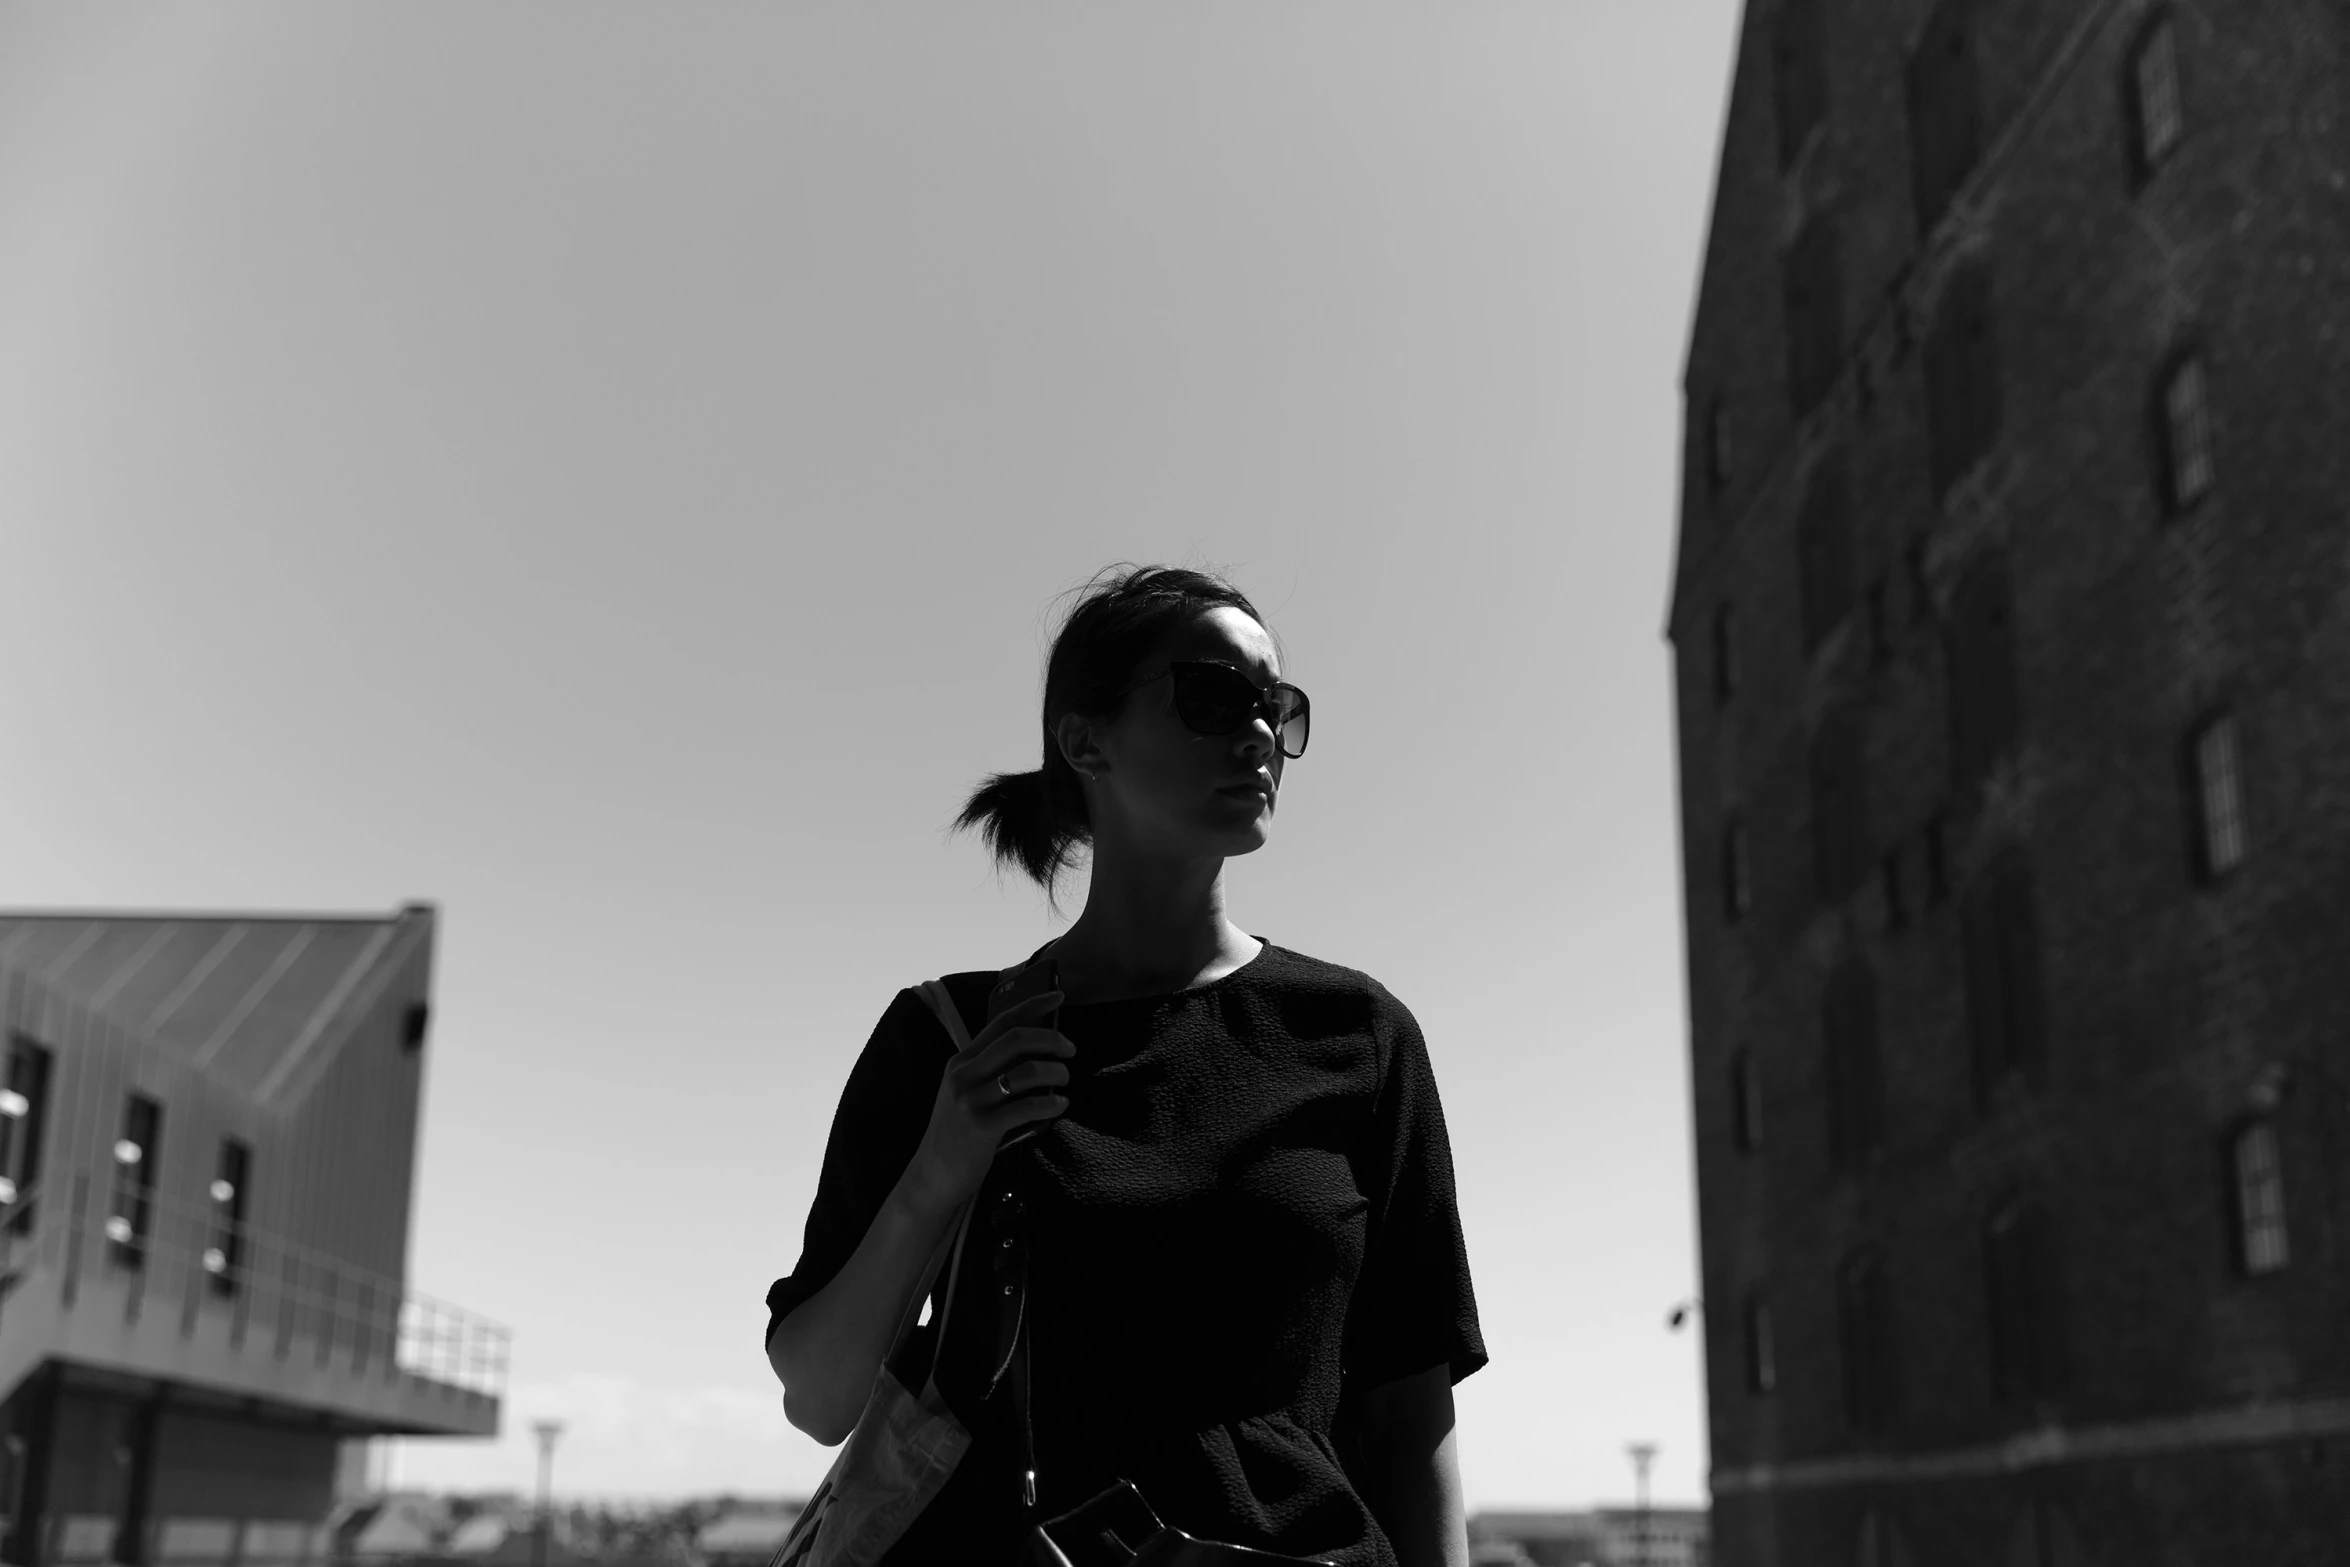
[1672, 0, 2350, 1560]
[1719, 1438, 2350, 1566]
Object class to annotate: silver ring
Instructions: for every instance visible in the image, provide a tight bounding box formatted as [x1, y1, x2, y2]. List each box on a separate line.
[997, 1071, 1014, 1100]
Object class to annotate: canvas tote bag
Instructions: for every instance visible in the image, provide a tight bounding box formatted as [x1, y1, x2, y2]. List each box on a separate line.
[768, 975, 994, 1567]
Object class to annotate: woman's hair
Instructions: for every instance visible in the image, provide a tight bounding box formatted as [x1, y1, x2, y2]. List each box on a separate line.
[954, 563, 1277, 907]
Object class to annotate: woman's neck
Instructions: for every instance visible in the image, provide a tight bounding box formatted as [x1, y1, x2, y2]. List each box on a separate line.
[1051, 850, 1256, 1002]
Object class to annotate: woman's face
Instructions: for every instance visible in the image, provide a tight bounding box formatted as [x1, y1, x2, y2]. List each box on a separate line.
[1059, 606, 1288, 860]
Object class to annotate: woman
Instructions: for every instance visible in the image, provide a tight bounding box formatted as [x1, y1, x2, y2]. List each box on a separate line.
[764, 565, 1485, 1567]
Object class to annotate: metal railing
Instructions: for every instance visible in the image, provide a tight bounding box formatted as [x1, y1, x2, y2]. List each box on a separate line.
[0, 1169, 510, 1402]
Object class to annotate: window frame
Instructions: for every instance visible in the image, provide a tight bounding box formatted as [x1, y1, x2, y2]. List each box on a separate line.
[1783, 216, 1846, 420]
[1945, 552, 2021, 802]
[2185, 708, 2247, 882]
[1714, 601, 1740, 706]
[1706, 397, 1733, 500]
[1907, 0, 1985, 238]
[1922, 811, 1950, 907]
[1823, 961, 1885, 1174]
[1744, 1291, 1780, 1395]
[1732, 1049, 1765, 1155]
[2228, 1117, 2290, 1277]
[1723, 815, 1754, 922]
[1810, 705, 1870, 906]
[207, 1137, 253, 1298]
[2154, 346, 2215, 514]
[1798, 461, 1858, 655]
[1, 1035, 54, 1236]
[1925, 263, 2003, 498]
[1774, 0, 1829, 170]
[2123, 10, 2185, 185]
[1865, 577, 1892, 668]
[1984, 1196, 2066, 1403]
[109, 1093, 164, 1269]
[1837, 1248, 1900, 1434]
[1961, 849, 2047, 1105]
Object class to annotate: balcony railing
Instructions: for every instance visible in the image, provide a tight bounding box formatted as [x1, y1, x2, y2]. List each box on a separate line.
[0, 1170, 509, 1404]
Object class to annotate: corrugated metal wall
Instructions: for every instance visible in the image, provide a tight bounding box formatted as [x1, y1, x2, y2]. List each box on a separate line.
[2, 911, 435, 1368]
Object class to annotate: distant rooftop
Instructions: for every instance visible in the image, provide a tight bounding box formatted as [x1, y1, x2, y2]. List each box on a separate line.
[0, 904, 433, 1100]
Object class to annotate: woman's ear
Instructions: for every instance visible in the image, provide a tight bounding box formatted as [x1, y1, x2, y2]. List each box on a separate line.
[1055, 710, 1106, 778]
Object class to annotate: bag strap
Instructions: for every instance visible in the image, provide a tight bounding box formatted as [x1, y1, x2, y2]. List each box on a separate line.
[876, 980, 984, 1381]
[919, 961, 1048, 1514]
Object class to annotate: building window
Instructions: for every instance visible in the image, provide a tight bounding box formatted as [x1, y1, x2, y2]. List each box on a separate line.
[1882, 846, 1909, 932]
[1810, 706, 1870, 905]
[1925, 263, 2003, 497]
[1854, 1510, 1897, 1567]
[1922, 811, 1951, 906]
[1961, 850, 2047, 1104]
[1838, 1249, 1899, 1434]
[1706, 397, 1733, 499]
[1733, 1050, 1765, 1154]
[1723, 817, 1754, 922]
[1984, 1197, 2066, 1402]
[1744, 1293, 1779, 1394]
[1, 1037, 54, 1237]
[1945, 553, 2021, 800]
[2157, 350, 2216, 512]
[1904, 535, 1933, 628]
[1714, 602, 1740, 705]
[1798, 461, 1857, 653]
[1823, 962, 1884, 1173]
[1775, 0, 1828, 168]
[2231, 1119, 2289, 1276]
[1908, 0, 1985, 236]
[2127, 12, 2184, 179]
[1784, 217, 1846, 419]
[108, 1095, 163, 1268]
[206, 1139, 252, 1297]
[2189, 710, 2247, 880]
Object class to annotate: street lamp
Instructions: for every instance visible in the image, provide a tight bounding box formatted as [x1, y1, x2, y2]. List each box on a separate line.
[531, 1420, 565, 1567]
[1626, 1443, 1656, 1567]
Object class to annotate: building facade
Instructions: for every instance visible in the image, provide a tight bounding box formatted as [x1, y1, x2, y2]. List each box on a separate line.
[1469, 1507, 1711, 1567]
[1670, 1, 2350, 1563]
[0, 906, 506, 1566]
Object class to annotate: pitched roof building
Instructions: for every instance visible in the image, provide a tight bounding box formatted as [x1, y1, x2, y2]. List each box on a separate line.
[0, 905, 504, 1567]
[1670, 1, 2349, 1562]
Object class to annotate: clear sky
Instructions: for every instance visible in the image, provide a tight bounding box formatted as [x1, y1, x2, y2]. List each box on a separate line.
[0, 1, 1737, 1511]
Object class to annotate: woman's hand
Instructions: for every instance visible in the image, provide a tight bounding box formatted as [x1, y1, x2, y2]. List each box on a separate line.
[904, 988, 1073, 1214]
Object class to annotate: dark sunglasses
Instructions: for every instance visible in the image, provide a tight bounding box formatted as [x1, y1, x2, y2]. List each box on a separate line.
[1112, 661, 1312, 759]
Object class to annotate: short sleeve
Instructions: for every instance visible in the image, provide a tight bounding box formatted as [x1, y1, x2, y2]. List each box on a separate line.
[762, 986, 958, 1353]
[1339, 989, 1488, 1391]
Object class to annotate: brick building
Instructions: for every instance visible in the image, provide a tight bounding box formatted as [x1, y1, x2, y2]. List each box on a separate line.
[0, 906, 506, 1565]
[1668, 1, 2350, 1563]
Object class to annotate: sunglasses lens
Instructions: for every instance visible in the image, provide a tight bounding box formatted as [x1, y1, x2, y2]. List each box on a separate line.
[1277, 697, 1310, 758]
[1175, 667, 1258, 732]
[1172, 667, 1310, 757]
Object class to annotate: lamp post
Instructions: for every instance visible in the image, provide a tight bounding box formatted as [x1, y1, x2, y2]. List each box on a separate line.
[531, 1420, 565, 1567]
[1626, 1442, 1656, 1567]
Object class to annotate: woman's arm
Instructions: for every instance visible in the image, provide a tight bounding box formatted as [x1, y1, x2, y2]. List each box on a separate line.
[1351, 1362, 1469, 1567]
[768, 1161, 962, 1446]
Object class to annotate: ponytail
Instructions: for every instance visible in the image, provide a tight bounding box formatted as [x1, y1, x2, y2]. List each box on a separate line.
[952, 760, 1088, 906]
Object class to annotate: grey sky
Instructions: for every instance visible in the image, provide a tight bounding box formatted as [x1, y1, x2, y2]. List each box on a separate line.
[0, 1, 1736, 1508]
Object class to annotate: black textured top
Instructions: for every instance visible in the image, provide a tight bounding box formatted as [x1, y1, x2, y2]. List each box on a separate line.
[763, 939, 1487, 1566]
